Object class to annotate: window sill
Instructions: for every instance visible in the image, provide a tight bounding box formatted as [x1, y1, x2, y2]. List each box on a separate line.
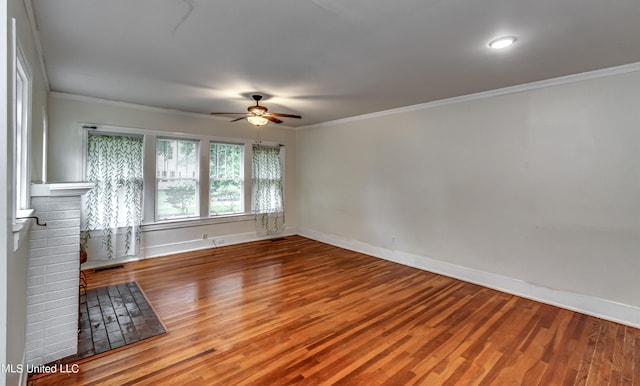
[13, 209, 35, 232]
[13, 209, 35, 251]
[141, 213, 255, 232]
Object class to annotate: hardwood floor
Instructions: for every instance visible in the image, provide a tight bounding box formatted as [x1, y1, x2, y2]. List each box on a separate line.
[30, 236, 639, 385]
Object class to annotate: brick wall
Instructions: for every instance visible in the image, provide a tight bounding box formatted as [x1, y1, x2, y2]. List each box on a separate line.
[26, 196, 81, 366]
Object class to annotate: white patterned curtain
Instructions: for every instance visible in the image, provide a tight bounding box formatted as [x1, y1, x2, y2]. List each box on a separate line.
[84, 134, 143, 259]
[252, 145, 284, 235]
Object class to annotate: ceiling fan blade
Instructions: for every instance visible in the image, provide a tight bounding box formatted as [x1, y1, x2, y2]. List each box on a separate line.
[268, 113, 302, 119]
[264, 116, 283, 124]
[210, 112, 247, 115]
[230, 117, 247, 122]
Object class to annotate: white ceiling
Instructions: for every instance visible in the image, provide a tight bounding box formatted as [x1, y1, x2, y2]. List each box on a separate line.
[31, 0, 640, 127]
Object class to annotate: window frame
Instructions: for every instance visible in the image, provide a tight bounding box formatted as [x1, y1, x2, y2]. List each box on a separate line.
[13, 26, 32, 221]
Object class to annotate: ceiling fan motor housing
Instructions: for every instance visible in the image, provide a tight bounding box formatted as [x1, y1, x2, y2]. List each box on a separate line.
[248, 105, 268, 115]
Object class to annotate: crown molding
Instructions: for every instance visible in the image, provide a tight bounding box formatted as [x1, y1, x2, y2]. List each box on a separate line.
[49, 60, 640, 132]
[49, 91, 229, 120]
[48, 92, 298, 130]
[299, 61, 640, 130]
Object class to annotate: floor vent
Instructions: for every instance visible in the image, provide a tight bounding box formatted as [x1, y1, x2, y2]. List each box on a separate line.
[93, 264, 125, 272]
[270, 237, 286, 242]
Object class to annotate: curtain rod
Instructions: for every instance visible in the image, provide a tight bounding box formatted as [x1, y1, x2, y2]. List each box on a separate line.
[83, 124, 284, 146]
[254, 141, 284, 147]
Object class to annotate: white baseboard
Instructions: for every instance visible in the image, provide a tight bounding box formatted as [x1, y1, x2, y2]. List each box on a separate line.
[81, 255, 142, 270]
[142, 227, 297, 259]
[82, 227, 297, 270]
[298, 227, 640, 328]
[81, 225, 640, 328]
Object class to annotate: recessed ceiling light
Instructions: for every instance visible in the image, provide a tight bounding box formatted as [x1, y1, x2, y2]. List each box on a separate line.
[488, 36, 517, 49]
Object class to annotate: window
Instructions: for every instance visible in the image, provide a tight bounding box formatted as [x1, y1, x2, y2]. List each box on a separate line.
[156, 138, 199, 220]
[210, 143, 243, 215]
[85, 125, 285, 230]
[14, 39, 31, 216]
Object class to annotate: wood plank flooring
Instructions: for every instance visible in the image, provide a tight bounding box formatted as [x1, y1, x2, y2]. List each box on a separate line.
[29, 236, 639, 385]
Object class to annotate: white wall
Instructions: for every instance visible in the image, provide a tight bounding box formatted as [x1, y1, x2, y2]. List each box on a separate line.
[2, 0, 49, 384]
[0, 3, 9, 384]
[297, 67, 640, 326]
[40, 37, 640, 329]
[47, 94, 298, 263]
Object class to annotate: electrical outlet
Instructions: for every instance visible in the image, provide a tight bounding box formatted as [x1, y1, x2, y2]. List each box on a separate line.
[391, 236, 397, 245]
[202, 233, 208, 240]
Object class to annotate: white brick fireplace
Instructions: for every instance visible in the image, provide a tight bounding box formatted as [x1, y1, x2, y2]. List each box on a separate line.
[26, 183, 93, 366]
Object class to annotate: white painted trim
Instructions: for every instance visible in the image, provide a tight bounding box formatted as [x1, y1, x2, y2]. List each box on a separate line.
[49, 92, 300, 130]
[80, 223, 640, 326]
[141, 213, 255, 231]
[142, 227, 297, 259]
[12, 212, 32, 252]
[0, 1, 8, 380]
[50, 92, 228, 121]
[298, 227, 640, 329]
[299, 61, 640, 130]
[23, 0, 50, 91]
[82, 227, 297, 270]
[12, 18, 33, 224]
[41, 107, 48, 183]
[81, 255, 143, 271]
[30, 182, 94, 197]
[49, 63, 640, 133]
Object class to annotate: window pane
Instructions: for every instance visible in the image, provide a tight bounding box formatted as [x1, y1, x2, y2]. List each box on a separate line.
[156, 138, 199, 220]
[157, 179, 197, 219]
[210, 143, 243, 215]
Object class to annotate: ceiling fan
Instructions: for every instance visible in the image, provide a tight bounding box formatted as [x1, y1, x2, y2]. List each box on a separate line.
[210, 95, 302, 127]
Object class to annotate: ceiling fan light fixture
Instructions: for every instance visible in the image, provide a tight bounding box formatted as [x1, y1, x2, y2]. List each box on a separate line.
[247, 116, 269, 127]
[488, 36, 517, 49]
[210, 94, 301, 126]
